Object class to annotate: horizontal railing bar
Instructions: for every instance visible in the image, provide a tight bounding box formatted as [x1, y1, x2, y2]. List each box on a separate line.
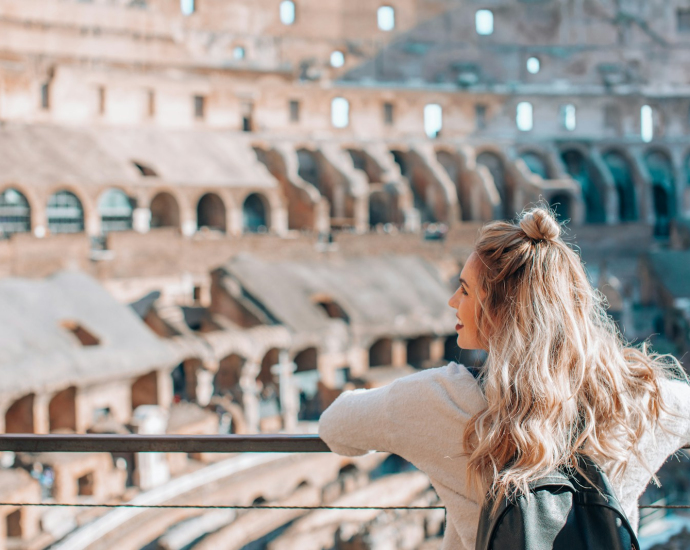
[0, 502, 687, 510]
[0, 434, 330, 454]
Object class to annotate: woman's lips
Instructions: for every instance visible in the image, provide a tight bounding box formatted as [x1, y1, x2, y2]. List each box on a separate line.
[456, 323, 464, 331]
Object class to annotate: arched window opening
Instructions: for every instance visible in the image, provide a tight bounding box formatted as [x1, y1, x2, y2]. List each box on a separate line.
[49, 387, 77, 433]
[475, 9, 494, 35]
[407, 336, 432, 369]
[78, 472, 95, 496]
[242, 193, 269, 233]
[369, 338, 393, 368]
[330, 51, 345, 68]
[424, 104, 443, 139]
[377, 6, 395, 31]
[150, 192, 180, 229]
[561, 149, 606, 224]
[0, 188, 31, 237]
[132, 372, 159, 411]
[348, 149, 383, 184]
[519, 151, 549, 179]
[280, 0, 296, 25]
[259, 348, 280, 388]
[549, 193, 572, 222]
[516, 102, 533, 132]
[6, 509, 22, 538]
[526, 57, 540, 74]
[641, 105, 654, 143]
[603, 151, 637, 222]
[47, 190, 84, 234]
[294, 347, 318, 372]
[5, 395, 34, 434]
[477, 151, 510, 219]
[98, 189, 133, 233]
[293, 347, 320, 420]
[197, 193, 226, 233]
[214, 354, 245, 401]
[331, 97, 350, 128]
[644, 150, 676, 236]
[369, 191, 399, 227]
[297, 149, 320, 187]
[180, 0, 195, 16]
[562, 104, 577, 131]
[233, 46, 246, 60]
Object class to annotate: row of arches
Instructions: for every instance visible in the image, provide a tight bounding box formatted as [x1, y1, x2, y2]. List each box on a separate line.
[0, 188, 271, 237]
[3, 372, 160, 435]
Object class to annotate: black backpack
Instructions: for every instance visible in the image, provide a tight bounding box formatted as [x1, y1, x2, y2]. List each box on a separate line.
[475, 455, 640, 550]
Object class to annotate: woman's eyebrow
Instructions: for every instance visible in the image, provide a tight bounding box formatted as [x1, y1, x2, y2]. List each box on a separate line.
[459, 277, 469, 288]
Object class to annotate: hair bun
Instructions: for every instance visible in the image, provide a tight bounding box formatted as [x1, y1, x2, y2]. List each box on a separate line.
[519, 208, 560, 242]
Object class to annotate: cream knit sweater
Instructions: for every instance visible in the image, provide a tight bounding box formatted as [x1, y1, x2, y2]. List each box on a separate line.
[318, 363, 690, 550]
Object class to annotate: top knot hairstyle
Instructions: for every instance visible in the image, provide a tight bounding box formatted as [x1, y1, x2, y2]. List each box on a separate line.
[463, 206, 684, 507]
[519, 208, 560, 242]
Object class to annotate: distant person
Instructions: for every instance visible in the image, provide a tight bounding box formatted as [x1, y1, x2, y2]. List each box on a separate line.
[319, 207, 690, 549]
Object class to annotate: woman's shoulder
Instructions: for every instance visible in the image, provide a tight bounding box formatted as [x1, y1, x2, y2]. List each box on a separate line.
[387, 362, 486, 416]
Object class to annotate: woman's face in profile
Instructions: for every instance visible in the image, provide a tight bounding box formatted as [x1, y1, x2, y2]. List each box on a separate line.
[448, 252, 486, 351]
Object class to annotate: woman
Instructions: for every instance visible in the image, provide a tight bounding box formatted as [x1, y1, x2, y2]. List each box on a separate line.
[319, 207, 690, 550]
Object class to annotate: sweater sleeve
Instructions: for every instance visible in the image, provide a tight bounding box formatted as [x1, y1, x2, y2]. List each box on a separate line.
[658, 378, 690, 448]
[318, 384, 394, 456]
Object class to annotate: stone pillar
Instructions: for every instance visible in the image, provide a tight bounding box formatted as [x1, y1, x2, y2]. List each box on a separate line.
[156, 369, 174, 411]
[430, 337, 445, 364]
[131, 405, 170, 490]
[132, 207, 151, 233]
[33, 394, 51, 435]
[196, 369, 214, 407]
[391, 339, 407, 367]
[240, 361, 260, 434]
[271, 351, 298, 433]
[228, 204, 243, 236]
[181, 219, 197, 237]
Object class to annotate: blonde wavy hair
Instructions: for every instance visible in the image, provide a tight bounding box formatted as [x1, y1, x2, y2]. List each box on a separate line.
[463, 206, 684, 506]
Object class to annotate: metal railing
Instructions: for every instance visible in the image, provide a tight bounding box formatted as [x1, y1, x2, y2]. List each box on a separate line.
[0, 435, 688, 512]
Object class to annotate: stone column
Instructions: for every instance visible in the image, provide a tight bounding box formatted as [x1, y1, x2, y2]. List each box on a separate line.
[391, 339, 407, 367]
[131, 406, 170, 490]
[132, 208, 151, 233]
[240, 361, 261, 434]
[196, 369, 214, 408]
[33, 393, 51, 435]
[156, 369, 174, 411]
[271, 351, 298, 433]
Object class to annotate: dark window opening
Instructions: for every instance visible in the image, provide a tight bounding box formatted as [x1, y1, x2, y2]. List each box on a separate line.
[290, 100, 300, 122]
[383, 102, 394, 125]
[242, 116, 252, 132]
[98, 86, 106, 115]
[314, 297, 350, 324]
[678, 9, 690, 32]
[194, 95, 205, 119]
[77, 472, 95, 496]
[6, 509, 21, 538]
[475, 104, 487, 130]
[132, 161, 158, 177]
[60, 321, 100, 346]
[41, 83, 50, 110]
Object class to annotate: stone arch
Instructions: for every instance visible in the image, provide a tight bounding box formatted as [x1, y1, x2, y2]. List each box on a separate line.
[347, 149, 385, 184]
[47, 189, 85, 234]
[390, 148, 449, 224]
[561, 149, 606, 223]
[519, 150, 550, 179]
[407, 336, 433, 369]
[131, 372, 159, 411]
[5, 394, 34, 433]
[197, 193, 227, 233]
[214, 354, 246, 399]
[476, 151, 511, 219]
[0, 187, 31, 236]
[98, 188, 133, 233]
[293, 347, 318, 372]
[436, 149, 470, 221]
[369, 338, 393, 368]
[242, 192, 270, 233]
[49, 387, 77, 432]
[150, 191, 180, 229]
[644, 149, 676, 236]
[602, 150, 638, 222]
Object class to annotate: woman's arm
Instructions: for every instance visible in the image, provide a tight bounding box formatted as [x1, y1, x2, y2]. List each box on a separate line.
[318, 384, 394, 456]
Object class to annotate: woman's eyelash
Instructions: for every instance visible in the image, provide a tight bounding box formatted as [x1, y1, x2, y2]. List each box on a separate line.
[461, 287, 468, 295]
